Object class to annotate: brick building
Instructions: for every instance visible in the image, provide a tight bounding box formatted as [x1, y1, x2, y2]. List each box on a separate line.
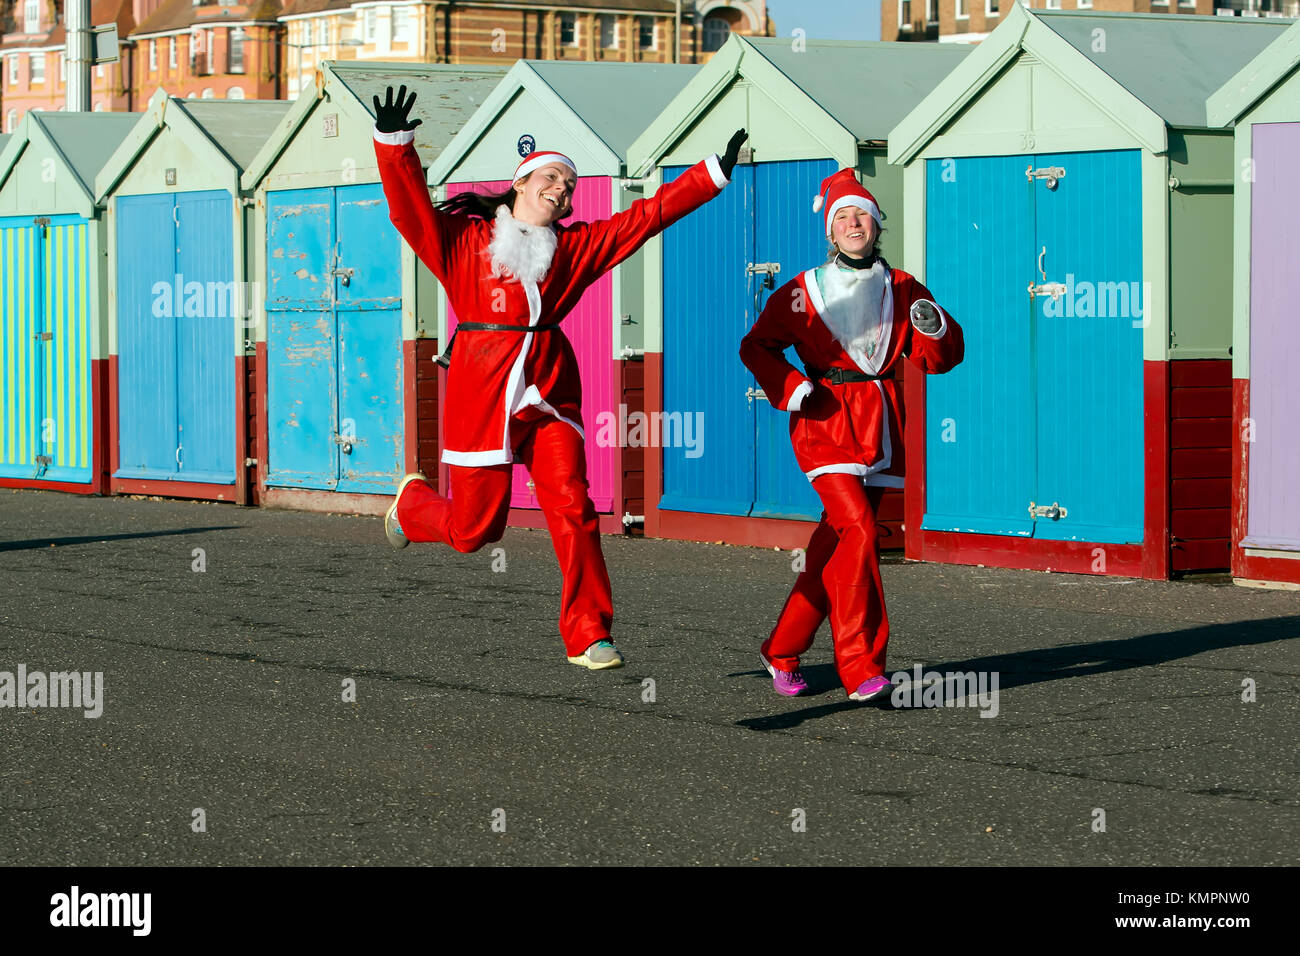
[882, 0, 1299, 44]
[131, 0, 283, 101]
[277, 1, 773, 98]
[2, 0, 138, 130]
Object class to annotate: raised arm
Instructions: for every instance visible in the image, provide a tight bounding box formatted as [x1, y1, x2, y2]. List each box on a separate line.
[561, 130, 748, 280]
[372, 85, 465, 285]
[740, 277, 815, 412]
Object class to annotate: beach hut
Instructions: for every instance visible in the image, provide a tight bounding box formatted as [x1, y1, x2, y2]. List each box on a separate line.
[95, 91, 292, 505]
[887, 8, 1289, 580]
[1208, 19, 1300, 589]
[625, 34, 971, 550]
[427, 60, 700, 536]
[0, 111, 138, 494]
[239, 61, 504, 514]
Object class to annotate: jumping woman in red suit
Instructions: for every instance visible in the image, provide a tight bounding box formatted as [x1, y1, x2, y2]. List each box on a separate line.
[739, 169, 965, 701]
[372, 85, 745, 671]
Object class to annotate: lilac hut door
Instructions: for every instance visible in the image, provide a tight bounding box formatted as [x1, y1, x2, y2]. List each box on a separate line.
[443, 178, 615, 512]
[1247, 122, 1300, 551]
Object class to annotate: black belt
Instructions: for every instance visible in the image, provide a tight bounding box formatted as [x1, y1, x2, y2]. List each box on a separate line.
[436, 322, 563, 369]
[805, 365, 894, 385]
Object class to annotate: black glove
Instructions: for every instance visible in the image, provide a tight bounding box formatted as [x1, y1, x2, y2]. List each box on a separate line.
[719, 128, 747, 180]
[373, 84, 423, 134]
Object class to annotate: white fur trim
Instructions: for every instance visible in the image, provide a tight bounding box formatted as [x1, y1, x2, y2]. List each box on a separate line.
[812, 193, 824, 213]
[705, 153, 729, 189]
[373, 126, 415, 146]
[442, 448, 513, 466]
[910, 299, 949, 339]
[515, 152, 577, 181]
[807, 463, 871, 481]
[786, 380, 814, 412]
[489, 205, 557, 285]
[824, 195, 881, 236]
[812, 260, 893, 377]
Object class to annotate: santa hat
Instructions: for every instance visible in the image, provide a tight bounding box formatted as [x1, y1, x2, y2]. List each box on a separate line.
[812, 168, 882, 237]
[514, 150, 577, 182]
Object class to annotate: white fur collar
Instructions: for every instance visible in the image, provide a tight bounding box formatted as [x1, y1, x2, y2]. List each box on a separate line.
[488, 204, 557, 285]
[817, 258, 890, 374]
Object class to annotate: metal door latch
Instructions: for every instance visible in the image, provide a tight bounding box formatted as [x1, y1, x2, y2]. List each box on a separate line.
[330, 266, 355, 286]
[1028, 282, 1068, 301]
[1028, 501, 1068, 520]
[34, 331, 53, 341]
[333, 434, 354, 454]
[747, 262, 781, 290]
[1026, 166, 1065, 189]
[745, 386, 767, 405]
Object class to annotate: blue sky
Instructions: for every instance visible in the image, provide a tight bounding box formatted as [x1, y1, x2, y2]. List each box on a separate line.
[763, 0, 883, 43]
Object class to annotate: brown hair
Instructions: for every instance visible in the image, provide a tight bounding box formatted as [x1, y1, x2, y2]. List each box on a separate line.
[435, 171, 575, 221]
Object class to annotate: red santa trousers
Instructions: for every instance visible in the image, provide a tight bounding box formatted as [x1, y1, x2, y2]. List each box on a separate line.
[394, 408, 613, 657]
[760, 475, 888, 692]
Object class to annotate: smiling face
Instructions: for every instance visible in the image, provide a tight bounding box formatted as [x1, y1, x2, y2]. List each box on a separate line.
[831, 205, 879, 258]
[512, 163, 576, 227]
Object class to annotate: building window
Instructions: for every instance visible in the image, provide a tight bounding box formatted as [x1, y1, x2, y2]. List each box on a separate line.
[202, 87, 214, 98]
[189, 30, 199, 72]
[6, 109, 18, 132]
[899, 0, 913, 29]
[393, 8, 411, 43]
[7, 56, 17, 85]
[169, 37, 177, 68]
[150, 39, 158, 71]
[1045, 0, 1060, 8]
[364, 8, 377, 42]
[59, 51, 66, 82]
[226, 86, 245, 99]
[702, 16, 729, 52]
[94, 101, 104, 111]
[956, 0, 968, 17]
[318, 18, 328, 45]
[925, 0, 937, 21]
[560, 12, 577, 47]
[24, 0, 39, 33]
[30, 53, 44, 84]
[638, 16, 656, 49]
[229, 27, 244, 73]
[986, 0, 1000, 16]
[96, 63, 104, 79]
[1077, 0, 1092, 7]
[600, 14, 618, 49]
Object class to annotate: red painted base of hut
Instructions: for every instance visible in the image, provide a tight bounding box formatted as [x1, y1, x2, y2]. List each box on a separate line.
[0, 357, 109, 496]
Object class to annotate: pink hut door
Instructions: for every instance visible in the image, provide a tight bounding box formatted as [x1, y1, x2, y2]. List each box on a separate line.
[1247, 123, 1300, 550]
[444, 178, 615, 511]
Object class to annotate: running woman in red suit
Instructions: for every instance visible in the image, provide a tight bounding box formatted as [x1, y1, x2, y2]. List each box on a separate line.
[739, 169, 965, 701]
[373, 85, 746, 671]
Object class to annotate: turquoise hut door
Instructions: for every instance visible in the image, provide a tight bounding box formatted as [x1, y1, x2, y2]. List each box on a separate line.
[923, 150, 1143, 543]
[266, 185, 403, 493]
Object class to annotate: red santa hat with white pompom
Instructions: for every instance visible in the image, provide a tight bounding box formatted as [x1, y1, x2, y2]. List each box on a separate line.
[812, 168, 882, 238]
[514, 150, 577, 182]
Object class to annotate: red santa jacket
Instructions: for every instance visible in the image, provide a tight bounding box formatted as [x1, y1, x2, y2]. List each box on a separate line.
[739, 264, 964, 486]
[374, 128, 729, 467]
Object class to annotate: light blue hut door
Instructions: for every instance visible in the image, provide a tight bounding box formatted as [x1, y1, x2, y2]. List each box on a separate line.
[266, 185, 403, 492]
[922, 150, 1143, 542]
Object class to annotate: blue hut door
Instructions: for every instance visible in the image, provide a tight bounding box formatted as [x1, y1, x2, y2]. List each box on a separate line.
[922, 150, 1143, 543]
[661, 158, 833, 520]
[266, 184, 402, 493]
[116, 191, 234, 484]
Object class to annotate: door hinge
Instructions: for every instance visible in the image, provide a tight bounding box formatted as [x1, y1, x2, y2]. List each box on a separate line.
[745, 386, 767, 405]
[1028, 501, 1068, 521]
[1026, 165, 1065, 189]
[34, 455, 52, 466]
[34, 331, 53, 342]
[33, 216, 50, 227]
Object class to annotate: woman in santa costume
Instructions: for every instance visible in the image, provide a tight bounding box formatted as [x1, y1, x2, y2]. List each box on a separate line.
[739, 168, 965, 701]
[372, 85, 745, 671]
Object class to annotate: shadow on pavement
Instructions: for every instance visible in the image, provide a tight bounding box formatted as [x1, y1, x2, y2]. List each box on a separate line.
[736, 614, 1300, 732]
[0, 527, 242, 552]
